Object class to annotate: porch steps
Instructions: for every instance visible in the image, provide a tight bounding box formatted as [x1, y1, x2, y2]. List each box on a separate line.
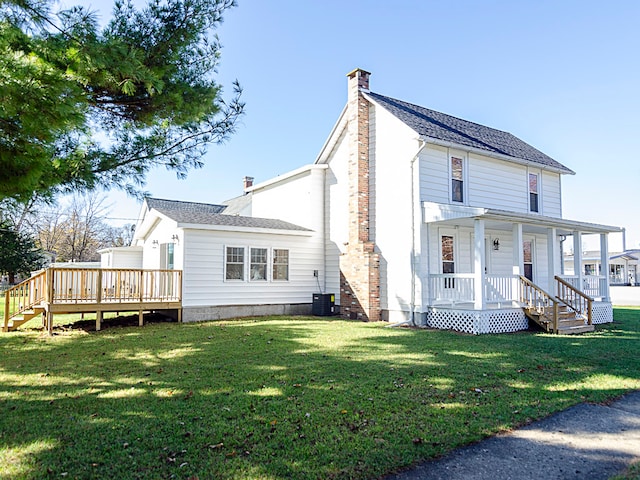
[2, 307, 45, 332]
[524, 305, 594, 335]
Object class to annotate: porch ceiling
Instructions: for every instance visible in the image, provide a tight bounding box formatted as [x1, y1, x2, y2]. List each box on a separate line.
[422, 202, 621, 236]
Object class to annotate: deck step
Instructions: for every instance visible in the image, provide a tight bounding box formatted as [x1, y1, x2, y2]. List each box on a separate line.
[557, 324, 595, 335]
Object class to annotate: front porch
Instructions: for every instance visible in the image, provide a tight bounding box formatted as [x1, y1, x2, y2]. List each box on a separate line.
[3, 267, 182, 333]
[421, 203, 619, 334]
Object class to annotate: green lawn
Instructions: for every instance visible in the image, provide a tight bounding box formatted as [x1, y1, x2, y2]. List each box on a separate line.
[1, 309, 639, 479]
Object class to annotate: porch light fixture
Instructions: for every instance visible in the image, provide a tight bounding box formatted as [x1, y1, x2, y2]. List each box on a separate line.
[152, 240, 159, 248]
[171, 234, 179, 243]
[493, 238, 500, 251]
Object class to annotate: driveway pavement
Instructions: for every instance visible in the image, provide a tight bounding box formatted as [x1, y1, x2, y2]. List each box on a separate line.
[385, 391, 640, 480]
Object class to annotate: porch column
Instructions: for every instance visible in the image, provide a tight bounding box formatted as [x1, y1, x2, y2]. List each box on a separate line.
[573, 231, 583, 288]
[601, 233, 610, 301]
[547, 228, 558, 294]
[512, 224, 523, 276]
[474, 219, 485, 310]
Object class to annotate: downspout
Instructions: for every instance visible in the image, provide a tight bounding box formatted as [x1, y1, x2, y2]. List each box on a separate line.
[410, 140, 427, 326]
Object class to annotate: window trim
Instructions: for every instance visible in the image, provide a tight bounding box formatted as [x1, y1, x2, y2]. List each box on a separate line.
[224, 245, 246, 282]
[272, 248, 290, 282]
[449, 153, 467, 205]
[528, 171, 540, 213]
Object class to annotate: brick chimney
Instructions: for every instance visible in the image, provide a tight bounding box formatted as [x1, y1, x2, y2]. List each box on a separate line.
[339, 68, 381, 321]
[243, 176, 254, 193]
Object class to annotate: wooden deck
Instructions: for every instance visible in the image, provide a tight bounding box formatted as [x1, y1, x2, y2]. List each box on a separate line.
[3, 267, 182, 333]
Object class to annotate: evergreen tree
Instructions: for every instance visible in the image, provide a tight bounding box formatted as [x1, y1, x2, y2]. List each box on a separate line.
[0, 221, 45, 284]
[0, 0, 243, 199]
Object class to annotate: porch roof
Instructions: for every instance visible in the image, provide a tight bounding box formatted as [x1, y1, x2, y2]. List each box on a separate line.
[423, 202, 621, 235]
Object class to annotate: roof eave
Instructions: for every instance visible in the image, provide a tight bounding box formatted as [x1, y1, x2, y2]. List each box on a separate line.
[175, 222, 313, 236]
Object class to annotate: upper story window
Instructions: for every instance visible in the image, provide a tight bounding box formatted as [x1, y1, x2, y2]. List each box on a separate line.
[529, 173, 539, 213]
[273, 249, 289, 281]
[225, 246, 245, 280]
[250, 247, 268, 281]
[451, 156, 464, 203]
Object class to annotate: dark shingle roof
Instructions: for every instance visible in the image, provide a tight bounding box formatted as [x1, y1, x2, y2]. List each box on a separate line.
[366, 92, 574, 174]
[146, 198, 227, 214]
[146, 198, 310, 232]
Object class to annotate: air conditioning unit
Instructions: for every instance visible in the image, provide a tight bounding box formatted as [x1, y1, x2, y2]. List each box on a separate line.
[312, 293, 335, 316]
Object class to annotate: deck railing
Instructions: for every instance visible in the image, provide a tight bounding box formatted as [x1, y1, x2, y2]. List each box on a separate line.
[518, 276, 561, 332]
[555, 276, 593, 325]
[3, 270, 47, 330]
[3, 268, 182, 331]
[49, 268, 182, 304]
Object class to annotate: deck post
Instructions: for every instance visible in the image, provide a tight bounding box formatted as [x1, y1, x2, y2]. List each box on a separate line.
[3, 290, 9, 332]
[47, 310, 53, 335]
[96, 310, 102, 331]
[178, 308, 183, 323]
[139, 309, 144, 327]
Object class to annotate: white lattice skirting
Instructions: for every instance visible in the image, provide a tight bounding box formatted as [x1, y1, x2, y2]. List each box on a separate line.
[591, 302, 613, 324]
[423, 307, 528, 335]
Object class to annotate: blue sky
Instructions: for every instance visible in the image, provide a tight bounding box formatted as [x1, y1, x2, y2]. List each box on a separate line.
[86, 0, 640, 250]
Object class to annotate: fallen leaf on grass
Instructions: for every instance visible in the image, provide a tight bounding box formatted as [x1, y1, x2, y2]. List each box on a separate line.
[412, 437, 423, 445]
[209, 443, 224, 450]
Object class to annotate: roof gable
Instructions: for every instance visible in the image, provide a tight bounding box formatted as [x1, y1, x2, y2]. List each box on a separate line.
[365, 92, 574, 174]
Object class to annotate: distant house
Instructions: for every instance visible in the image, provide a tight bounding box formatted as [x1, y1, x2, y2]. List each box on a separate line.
[109, 68, 620, 333]
[564, 249, 639, 286]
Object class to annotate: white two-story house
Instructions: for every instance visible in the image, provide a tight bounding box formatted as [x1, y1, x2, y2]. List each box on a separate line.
[108, 68, 619, 333]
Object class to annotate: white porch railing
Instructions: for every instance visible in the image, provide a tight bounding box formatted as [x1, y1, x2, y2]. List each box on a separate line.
[429, 273, 608, 306]
[429, 274, 520, 305]
[428, 274, 476, 303]
[556, 275, 606, 299]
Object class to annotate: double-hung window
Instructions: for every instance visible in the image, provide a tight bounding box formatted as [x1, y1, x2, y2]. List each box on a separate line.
[250, 248, 268, 281]
[225, 246, 245, 280]
[529, 173, 539, 213]
[451, 156, 464, 203]
[272, 249, 289, 281]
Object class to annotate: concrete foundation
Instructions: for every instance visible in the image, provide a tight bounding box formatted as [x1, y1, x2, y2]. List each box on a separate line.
[182, 303, 313, 322]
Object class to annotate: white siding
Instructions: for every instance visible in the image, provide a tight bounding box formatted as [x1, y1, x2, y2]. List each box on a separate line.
[468, 154, 528, 211]
[420, 147, 564, 217]
[141, 217, 182, 270]
[542, 171, 562, 218]
[250, 165, 327, 296]
[370, 103, 422, 313]
[251, 167, 325, 233]
[419, 145, 449, 203]
[324, 128, 349, 302]
[181, 229, 323, 307]
[101, 248, 143, 269]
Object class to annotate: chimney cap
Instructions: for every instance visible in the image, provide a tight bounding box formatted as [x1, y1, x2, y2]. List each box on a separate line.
[346, 68, 371, 78]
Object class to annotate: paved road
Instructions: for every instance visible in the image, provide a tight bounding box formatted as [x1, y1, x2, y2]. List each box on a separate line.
[385, 392, 640, 480]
